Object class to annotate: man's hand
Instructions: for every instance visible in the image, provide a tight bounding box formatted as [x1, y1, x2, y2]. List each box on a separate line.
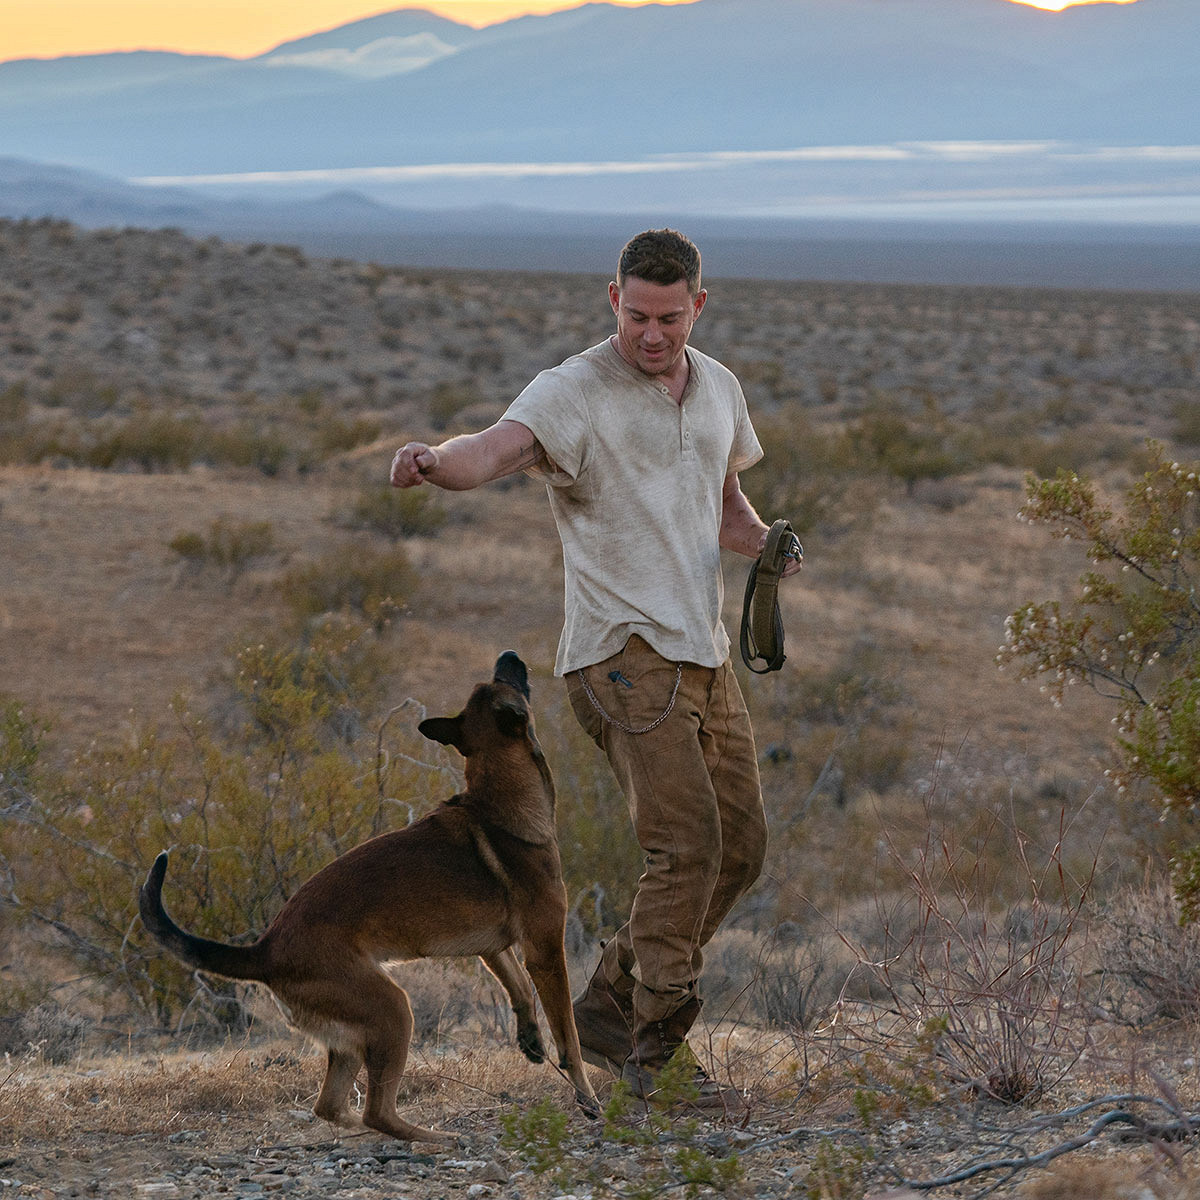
[391, 442, 439, 488]
[758, 527, 803, 577]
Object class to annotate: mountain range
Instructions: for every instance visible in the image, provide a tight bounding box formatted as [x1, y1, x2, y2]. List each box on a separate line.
[1, 0, 1196, 180]
[0, 1, 1197, 290]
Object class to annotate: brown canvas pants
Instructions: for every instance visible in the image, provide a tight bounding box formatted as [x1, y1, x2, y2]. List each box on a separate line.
[566, 635, 767, 1025]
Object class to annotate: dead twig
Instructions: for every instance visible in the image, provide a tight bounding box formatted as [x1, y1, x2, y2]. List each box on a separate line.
[887, 1093, 1200, 1193]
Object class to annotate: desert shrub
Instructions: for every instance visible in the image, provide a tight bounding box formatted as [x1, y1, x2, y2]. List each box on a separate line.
[700, 927, 840, 1030]
[428, 380, 482, 430]
[86, 415, 199, 471]
[387, 959, 485, 1044]
[198, 424, 291, 476]
[2, 1002, 88, 1063]
[0, 627, 444, 1028]
[1174, 398, 1200, 447]
[846, 402, 964, 493]
[1097, 880, 1200, 1023]
[758, 641, 911, 805]
[0, 697, 44, 807]
[999, 448, 1200, 916]
[43, 365, 121, 416]
[802, 1138, 875, 1200]
[743, 411, 864, 542]
[854, 802, 1095, 1106]
[342, 485, 448, 540]
[0, 381, 27, 425]
[1019, 427, 1138, 479]
[312, 415, 381, 457]
[169, 515, 276, 582]
[280, 543, 417, 630]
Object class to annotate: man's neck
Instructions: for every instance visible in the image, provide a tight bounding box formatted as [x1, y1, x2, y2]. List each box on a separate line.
[610, 336, 690, 404]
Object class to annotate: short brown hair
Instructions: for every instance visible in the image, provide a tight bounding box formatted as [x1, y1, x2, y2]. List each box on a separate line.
[617, 229, 702, 296]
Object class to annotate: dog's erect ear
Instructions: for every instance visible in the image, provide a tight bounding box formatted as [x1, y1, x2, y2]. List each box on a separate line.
[492, 693, 528, 738]
[418, 715, 465, 752]
[493, 651, 530, 699]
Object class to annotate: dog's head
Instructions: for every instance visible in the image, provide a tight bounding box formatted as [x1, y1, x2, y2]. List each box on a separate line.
[418, 651, 532, 756]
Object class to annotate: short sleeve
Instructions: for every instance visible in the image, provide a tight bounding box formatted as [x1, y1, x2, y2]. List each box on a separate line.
[502, 367, 591, 486]
[727, 384, 763, 475]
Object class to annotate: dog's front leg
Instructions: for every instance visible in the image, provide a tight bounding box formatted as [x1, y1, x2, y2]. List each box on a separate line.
[480, 948, 546, 1064]
[522, 939, 600, 1118]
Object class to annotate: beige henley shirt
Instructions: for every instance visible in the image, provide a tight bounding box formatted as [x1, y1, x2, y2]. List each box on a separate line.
[502, 337, 763, 676]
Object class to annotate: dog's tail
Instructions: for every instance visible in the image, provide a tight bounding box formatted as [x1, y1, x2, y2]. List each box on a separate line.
[139, 852, 271, 982]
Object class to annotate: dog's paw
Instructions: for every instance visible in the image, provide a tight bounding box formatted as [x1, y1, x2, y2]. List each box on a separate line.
[517, 1026, 546, 1063]
[575, 1089, 602, 1121]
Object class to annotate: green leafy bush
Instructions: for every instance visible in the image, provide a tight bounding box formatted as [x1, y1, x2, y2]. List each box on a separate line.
[999, 447, 1200, 915]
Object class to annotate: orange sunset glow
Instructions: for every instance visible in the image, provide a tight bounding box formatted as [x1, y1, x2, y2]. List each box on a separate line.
[1, 0, 1142, 63]
[1012, 0, 1137, 9]
[1, 1, 697, 62]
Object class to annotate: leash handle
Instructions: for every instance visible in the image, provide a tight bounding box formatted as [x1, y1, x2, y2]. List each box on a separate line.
[740, 519, 798, 674]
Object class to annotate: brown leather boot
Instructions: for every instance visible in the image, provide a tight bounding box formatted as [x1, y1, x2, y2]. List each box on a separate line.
[571, 969, 634, 1076]
[621, 998, 748, 1117]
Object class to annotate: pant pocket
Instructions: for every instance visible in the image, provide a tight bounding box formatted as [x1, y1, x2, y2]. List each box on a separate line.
[566, 646, 626, 746]
[599, 637, 691, 744]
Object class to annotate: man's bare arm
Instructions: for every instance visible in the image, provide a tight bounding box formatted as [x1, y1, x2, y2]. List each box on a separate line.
[390, 419, 546, 491]
[719, 473, 803, 576]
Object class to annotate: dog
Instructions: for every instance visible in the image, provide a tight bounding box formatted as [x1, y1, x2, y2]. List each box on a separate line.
[138, 651, 598, 1144]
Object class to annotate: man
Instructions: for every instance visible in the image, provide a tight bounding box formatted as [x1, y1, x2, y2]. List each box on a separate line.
[390, 229, 800, 1109]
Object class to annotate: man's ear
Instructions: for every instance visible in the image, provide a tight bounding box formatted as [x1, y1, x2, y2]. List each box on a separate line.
[492, 695, 528, 738]
[418, 715, 465, 752]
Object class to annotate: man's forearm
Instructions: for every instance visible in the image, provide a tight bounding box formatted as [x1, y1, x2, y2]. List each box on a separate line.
[391, 420, 544, 491]
[719, 476, 770, 558]
[420, 431, 502, 490]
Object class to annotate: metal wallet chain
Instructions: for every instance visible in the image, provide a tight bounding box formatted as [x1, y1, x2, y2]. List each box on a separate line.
[576, 662, 683, 735]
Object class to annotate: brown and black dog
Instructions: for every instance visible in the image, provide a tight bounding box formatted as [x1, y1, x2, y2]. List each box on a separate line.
[138, 651, 598, 1144]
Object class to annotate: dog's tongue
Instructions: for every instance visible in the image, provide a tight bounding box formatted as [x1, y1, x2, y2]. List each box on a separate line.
[493, 651, 529, 698]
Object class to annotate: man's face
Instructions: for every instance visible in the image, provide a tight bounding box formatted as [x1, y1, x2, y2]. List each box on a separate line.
[609, 276, 706, 378]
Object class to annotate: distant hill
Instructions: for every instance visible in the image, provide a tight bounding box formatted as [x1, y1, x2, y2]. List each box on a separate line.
[2, 157, 1198, 292]
[0, 0, 1196, 178]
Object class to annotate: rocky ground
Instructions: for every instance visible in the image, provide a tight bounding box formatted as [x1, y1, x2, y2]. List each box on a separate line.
[4, 1024, 1200, 1200]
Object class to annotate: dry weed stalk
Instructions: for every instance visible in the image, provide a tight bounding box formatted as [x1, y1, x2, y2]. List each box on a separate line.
[845, 794, 1097, 1107]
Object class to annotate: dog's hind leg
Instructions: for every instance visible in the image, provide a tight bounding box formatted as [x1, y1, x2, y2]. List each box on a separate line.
[313, 1046, 366, 1131]
[358, 973, 459, 1145]
[480, 948, 546, 1064]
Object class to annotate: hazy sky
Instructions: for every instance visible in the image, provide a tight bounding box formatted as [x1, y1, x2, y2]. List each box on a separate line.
[2, 0, 1141, 63]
